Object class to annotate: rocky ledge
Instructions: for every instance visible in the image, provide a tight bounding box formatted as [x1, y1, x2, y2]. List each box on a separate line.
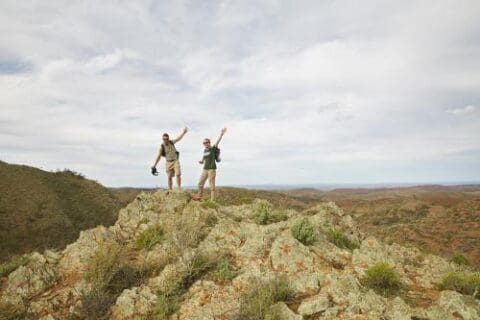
[1, 190, 479, 319]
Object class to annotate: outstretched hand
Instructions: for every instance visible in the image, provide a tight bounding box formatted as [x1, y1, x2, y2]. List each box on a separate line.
[183, 127, 189, 134]
[221, 127, 227, 135]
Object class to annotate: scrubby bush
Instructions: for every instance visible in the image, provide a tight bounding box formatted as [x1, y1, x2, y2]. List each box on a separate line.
[291, 218, 315, 245]
[135, 225, 165, 250]
[451, 254, 471, 267]
[81, 242, 145, 318]
[327, 228, 360, 250]
[239, 277, 293, 320]
[156, 292, 180, 320]
[79, 289, 116, 320]
[439, 272, 480, 298]
[0, 255, 29, 278]
[170, 214, 210, 250]
[363, 262, 402, 296]
[0, 301, 25, 320]
[155, 252, 217, 319]
[254, 203, 287, 225]
[212, 258, 239, 282]
[201, 200, 219, 210]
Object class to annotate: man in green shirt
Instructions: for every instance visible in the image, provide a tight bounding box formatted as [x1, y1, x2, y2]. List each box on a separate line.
[194, 127, 227, 201]
[151, 127, 188, 191]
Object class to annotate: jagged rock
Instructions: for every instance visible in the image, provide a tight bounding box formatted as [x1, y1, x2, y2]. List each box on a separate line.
[384, 297, 412, 320]
[1, 252, 57, 311]
[176, 280, 239, 319]
[58, 225, 116, 273]
[297, 293, 330, 315]
[269, 232, 314, 273]
[267, 302, 302, 320]
[416, 254, 459, 288]
[110, 286, 157, 319]
[438, 290, 480, 320]
[290, 272, 320, 294]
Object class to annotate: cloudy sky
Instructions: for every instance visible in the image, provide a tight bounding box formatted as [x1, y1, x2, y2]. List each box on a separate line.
[1, 1, 479, 187]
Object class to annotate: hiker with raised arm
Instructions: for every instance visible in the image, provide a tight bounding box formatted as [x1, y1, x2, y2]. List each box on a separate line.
[151, 127, 188, 191]
[193, 128, 227, 201]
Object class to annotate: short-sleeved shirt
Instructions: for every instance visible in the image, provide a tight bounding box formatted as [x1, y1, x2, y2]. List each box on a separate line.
[162, 142, 178, 161]
[202, 146, 217, 170]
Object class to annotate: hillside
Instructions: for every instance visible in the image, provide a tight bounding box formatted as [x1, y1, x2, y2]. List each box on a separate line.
[112, 185, 480, 268]
[1, 191, 479, 319]
[313, 186, 480, 269]
[0, 161, 122, 262]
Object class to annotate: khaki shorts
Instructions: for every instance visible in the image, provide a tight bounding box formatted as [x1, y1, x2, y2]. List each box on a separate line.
[165, 160, 181, 177]
[198, 169, 216, 189]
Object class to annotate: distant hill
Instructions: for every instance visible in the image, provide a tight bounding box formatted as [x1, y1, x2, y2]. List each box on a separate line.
[0, 161, 122, 262]
[285, 185, 480, 268]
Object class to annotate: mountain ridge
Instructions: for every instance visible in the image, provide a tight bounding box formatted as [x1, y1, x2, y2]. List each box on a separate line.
[1, 190, 479, 319]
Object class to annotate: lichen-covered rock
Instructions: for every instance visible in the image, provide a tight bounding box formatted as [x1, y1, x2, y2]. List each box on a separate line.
[290, 272, 320, 295]
[58, 225, 116, 273]
[110, 286, 157, 319]
[268, 302, 302, 320]
[297, 293, 330, 315]
[384, 297, 412, 320]
[0, 252, 58, 312]
[176, 280, 239, 319]
[438, 290, 480, 320]
[269, 233, 314, 274]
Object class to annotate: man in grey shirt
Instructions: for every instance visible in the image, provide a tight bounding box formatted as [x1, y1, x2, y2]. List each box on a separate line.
[152, 127, 188, 190]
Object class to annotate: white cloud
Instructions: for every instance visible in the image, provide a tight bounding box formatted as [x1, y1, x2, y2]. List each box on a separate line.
[446, 105, 476, 115]
[0, 0, 479, 186]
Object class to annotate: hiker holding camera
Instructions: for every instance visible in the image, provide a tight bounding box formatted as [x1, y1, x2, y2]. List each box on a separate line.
[151, 127, 188, 190]
[193, 128, 227, 201]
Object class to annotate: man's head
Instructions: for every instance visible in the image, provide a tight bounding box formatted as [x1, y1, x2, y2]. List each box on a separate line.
[203, 138, 211, 148]
[162, 133, 170, 144]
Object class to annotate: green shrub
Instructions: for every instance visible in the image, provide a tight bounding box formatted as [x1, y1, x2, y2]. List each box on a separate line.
[156, 292, 180, 320]
[201, 200, 219, 210]
[84, 242, 124, 291]
[82, 243, 145, 318]
[439, 272, 480, 298]
[363, 262, 402, 296]
[154, 253, 216, 319]
[239, 277, 293, 320]
[254, 203, 287, 225]
[451, 254, 471, 267]
[291, 218, 315, 245]
[327, 229, 360, 250]
[0, 255, 29, 278]
[212, 259, 239, 282]
[181, 253, 216, 289]
[135, 225, 165, 250]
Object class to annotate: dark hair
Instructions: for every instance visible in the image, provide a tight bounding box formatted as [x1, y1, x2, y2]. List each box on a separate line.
[162, 133, 169, 138]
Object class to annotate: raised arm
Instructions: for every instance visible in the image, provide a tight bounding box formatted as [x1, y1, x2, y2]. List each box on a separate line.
[214, 127, 227, 147]
[172, 127, 188, 144]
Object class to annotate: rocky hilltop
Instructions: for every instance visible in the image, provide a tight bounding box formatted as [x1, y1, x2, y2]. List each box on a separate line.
[1, 190, 479, 319]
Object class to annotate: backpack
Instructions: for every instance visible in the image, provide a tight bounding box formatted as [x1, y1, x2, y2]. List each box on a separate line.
[161, 141, 180, 159]
[214, 147, 221, 162]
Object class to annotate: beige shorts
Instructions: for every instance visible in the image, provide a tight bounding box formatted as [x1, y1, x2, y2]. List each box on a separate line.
[198, 169, 216, 188]
[165, 160, 181, 177]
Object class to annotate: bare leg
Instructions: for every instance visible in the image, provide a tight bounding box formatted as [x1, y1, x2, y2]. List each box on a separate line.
[176, 175, 182, 190]
[167, 173, 173, 190]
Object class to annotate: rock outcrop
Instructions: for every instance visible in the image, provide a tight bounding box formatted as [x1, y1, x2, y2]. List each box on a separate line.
[1, 190, 479, 319]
